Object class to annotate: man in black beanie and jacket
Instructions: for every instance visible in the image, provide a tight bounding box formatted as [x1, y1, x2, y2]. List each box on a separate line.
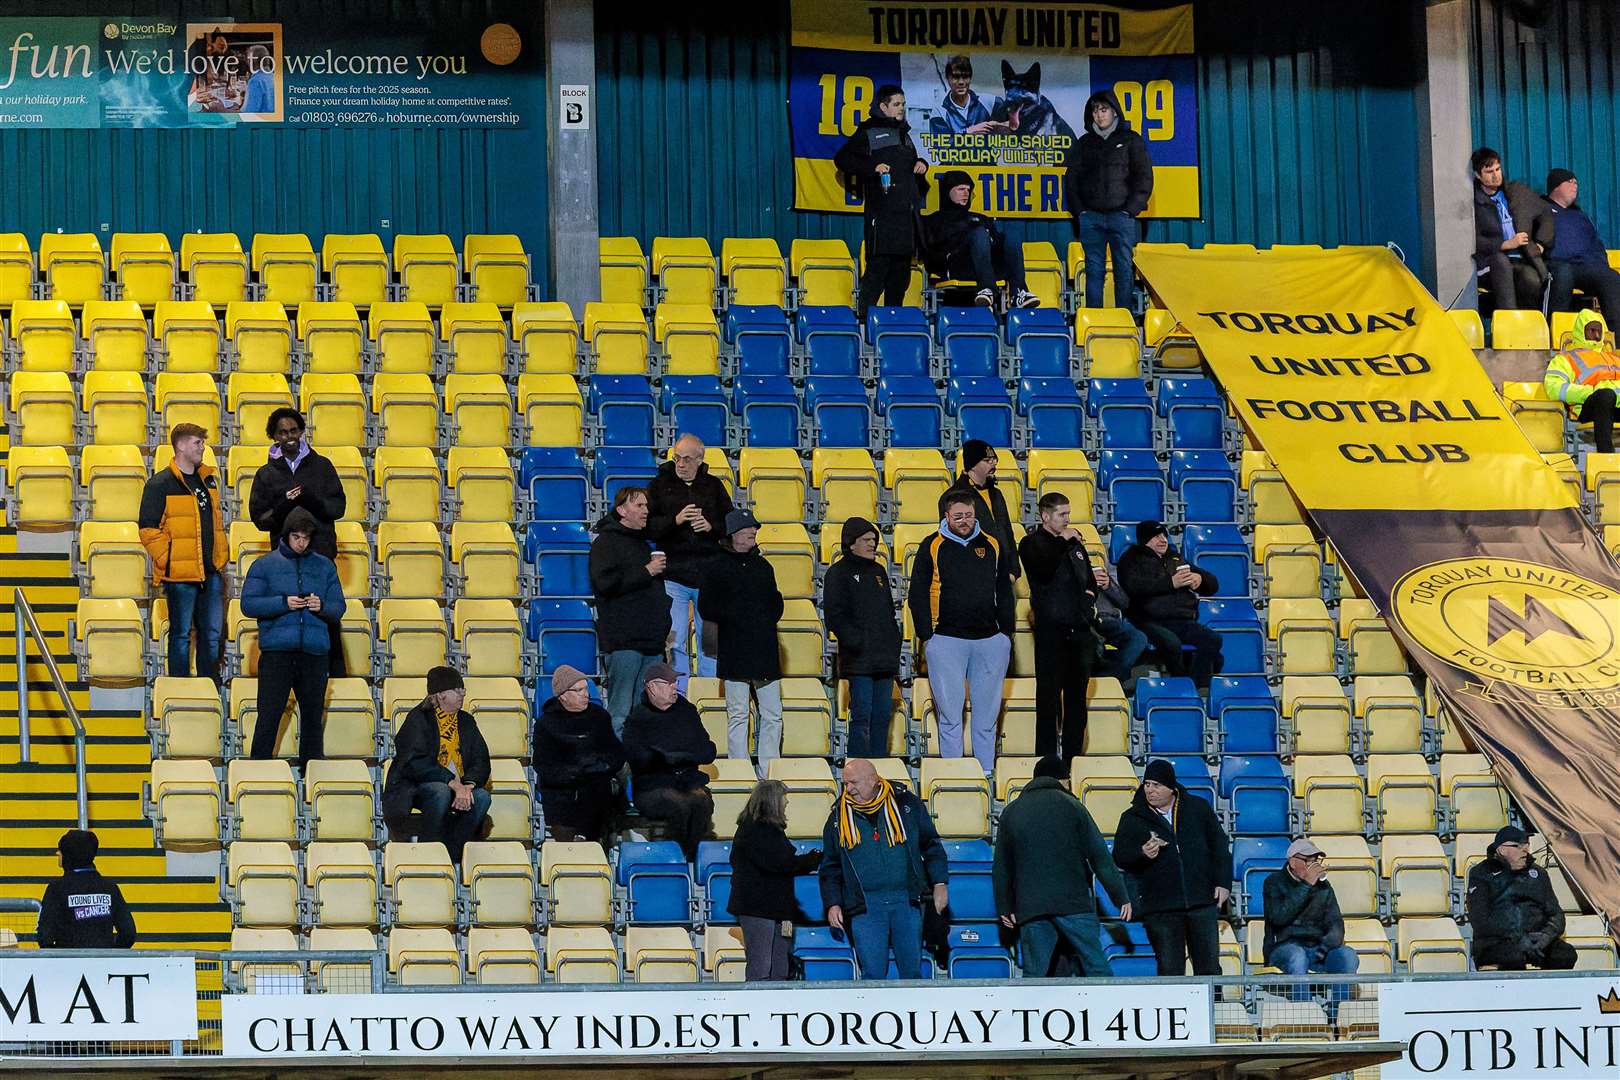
[938, 439, 1020, 580]
[835, 83, 929, 318]
[1118, 520, 1223, 688]
[699, 509, 785, 778]
[37, 829, 136, 949]
[1018, 492, 1098, 763]
[823, 516, 902, 758]
[1466, 825, 1577, 971]
[1113, 759, 1231, 976]
[589, 485, 672, 737]
[923, 170, 1039, 310]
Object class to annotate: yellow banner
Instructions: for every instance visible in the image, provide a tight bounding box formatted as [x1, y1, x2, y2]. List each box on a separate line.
[1133, 246, 1576, 512]
[793, 2, 1195, 55]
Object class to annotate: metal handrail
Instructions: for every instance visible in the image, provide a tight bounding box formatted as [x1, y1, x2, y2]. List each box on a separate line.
[16, 586, 87, 828]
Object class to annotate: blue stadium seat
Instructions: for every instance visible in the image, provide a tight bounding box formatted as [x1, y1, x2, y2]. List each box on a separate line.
[525, 598, 598, 679]
[726, 305, 792, 376]
[867, 306, 931, 377]
[1102, 921, 1157, 977]
[942, 839, 995, 921]
[1233, 836, 1293, 917]
[587, 374, 657, 447]
[947, 923, 1013, 979]
[1181, 524, 1250, 599]
[793, 925, 856, 980]
[1108, 523, 1135, 566]
[1157, 376, 1226, 450]
[732, 375, 800, 446]
[617, 840, 693, 925]
[696, 841, 734, 924]
[1169, 449, 1237, 524]
[1017, 378, 1085, 448]
[792, 839, 825, 922]
[946, 376, 1013, 447]
[1088, 378, 1154, 449]
[1208, 676, 1281, 754]
[659, 375, 728, 448]
[1007, 308, 1071, 377]
[1134, 676, 1205, 755]
[938, 306, 1000, 378]
[590, 448, 658, 510]
[519, 447, 588, 522]
[1201, 598, 1266, 675]
[797, 306, 862, 377]
[1098, 449, 1164, 524]
[803, 375, 871, 448]
[1162, 755, 1216, 806]
[523, 521, 591, 597]
[1219, 755, 1292, 836]
[876, 376, 944, 448]
[883, 954, 935, 979]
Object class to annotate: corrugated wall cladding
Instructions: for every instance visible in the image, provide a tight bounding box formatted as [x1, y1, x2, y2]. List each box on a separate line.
[1472, 0, 1620, 242]
[596, 0, 1427, 279]
[0, 1, 548, 295]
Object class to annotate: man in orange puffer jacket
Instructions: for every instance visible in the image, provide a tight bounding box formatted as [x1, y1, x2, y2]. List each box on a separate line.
[138, 423, 228, 680]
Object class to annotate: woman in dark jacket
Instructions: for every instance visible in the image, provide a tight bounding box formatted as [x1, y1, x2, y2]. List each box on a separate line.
[533, 665, 626, 845]
[835, 83, 930, 317]
[729, 780, 823, 981]
[822, 517, 901, 758]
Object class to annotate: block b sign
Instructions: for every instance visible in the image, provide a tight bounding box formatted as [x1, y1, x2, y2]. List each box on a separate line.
[559, 83, 588, 129]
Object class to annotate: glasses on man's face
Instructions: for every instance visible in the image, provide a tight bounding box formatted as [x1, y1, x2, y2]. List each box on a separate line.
[1292, 853, 1325, 865]
[674, 453, 703, 463]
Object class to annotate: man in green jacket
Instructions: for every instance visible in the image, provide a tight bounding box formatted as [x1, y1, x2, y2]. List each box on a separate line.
[993, 755, 1131, 977]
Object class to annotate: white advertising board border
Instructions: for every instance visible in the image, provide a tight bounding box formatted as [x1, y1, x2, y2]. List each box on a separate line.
[0, 954, 198, 1042]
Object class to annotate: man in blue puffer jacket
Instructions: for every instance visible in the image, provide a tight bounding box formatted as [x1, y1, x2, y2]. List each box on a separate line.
[243, 507, 346, 766]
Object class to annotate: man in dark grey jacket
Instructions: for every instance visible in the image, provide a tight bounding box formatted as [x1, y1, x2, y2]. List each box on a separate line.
[1262, 838, 1357, 976]
[1064, 88, 1153, 309]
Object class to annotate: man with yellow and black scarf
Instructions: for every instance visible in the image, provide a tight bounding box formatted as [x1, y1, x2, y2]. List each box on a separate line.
[818, 759, 949, 979]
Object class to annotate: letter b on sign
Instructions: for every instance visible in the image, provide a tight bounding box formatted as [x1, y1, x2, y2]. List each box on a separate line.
[560, 84, 589, 130]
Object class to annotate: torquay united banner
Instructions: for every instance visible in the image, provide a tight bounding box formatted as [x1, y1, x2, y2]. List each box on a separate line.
[790, 2, 1199, 218]
[1135, 245, 1620, 922]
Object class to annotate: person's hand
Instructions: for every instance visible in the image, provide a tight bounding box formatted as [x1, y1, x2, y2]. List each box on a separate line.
[874, 163, 891, 176]
[449, 779, 473, 812]
[1000, 913, 1016, 929]
[304, 594, 321, 613]
[1093, 566, 1110, 588]
[1214, 886, 1231, 908]
[933, 883, 948, 914]
[646, 552, 667, 577]
[676, 505, 699, 525]
[286, 594, 307, 610]
[689, 515, 712, 534]
[1172, 566, 1199, 589]
[1142, 835, 1167, 860]
[965, 121, 996, 134]
[285, 485, 302, 501]
[912, 160, 927, 175]
[828, 905, 845, 932]
[1119, 902, 1132, 921]
[1503, 231, 1530, 251]
[1305, 861, 1326, 886]
[1060, 526, 1081, 541]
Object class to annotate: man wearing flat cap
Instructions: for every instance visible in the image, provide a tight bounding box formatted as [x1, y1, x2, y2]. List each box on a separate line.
[1467, 825, 1576, 971]
[1262, 838, 1358, 977]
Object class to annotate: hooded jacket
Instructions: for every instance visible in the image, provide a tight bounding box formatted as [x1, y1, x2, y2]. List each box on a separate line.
[589, 511, 673, 655]
[622, 691, 717, 798]
[993, 776, 1128, 920]
[1112, 783, 1232, 916]
[1117, 542, 1219, 623]
[920, 171, 997, 275]
[938, 474, 1020, 579]
[1063, 89, 1154, 219]
[249, 446, 346, 562]
[1544, 310, 1620, 409]
[138, 460, 228, 584]
[381, 699, 491, 829]
[37, 850, 136, 949]
[1472, 178, 1552, 274]
[818, 786, 948, 918]
[1466, 847, 1565, 959]
[532, 696, 625, 792]
[697, 541, 785, 682]
[1261, 867, 1345, 960]
[834, 105, 930, 257]
[645, 460, 734, 588]
[239, 539, 346, 654]
[1019, 524, 1099, 633]
[822, 517, 902, 678]
[908, 522, 1015, 641]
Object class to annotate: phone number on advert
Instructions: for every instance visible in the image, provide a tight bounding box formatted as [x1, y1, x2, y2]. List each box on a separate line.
[287, 110, 383, 123]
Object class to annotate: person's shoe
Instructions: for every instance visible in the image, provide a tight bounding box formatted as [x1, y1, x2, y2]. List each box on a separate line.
[974, 288, 995, 307]
[1013, 288, 1040, 309]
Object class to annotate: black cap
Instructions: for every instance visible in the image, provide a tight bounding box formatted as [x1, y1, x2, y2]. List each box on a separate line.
[58, 829, 98, 870]
[725, 508, 762, 536]
[1033, 755, 1068, 781]
[1547, 168, 1577, 194]
[1492, 825, 1529, 850]
[961, 439, 993, 472]
[1144, 759, 1178, 788]
[426, 666, 464, 694]
[1137, 520, 1169, 546]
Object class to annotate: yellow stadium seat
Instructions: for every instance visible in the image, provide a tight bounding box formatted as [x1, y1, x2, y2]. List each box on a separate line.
[10, 371, 75, 446]
[1368, 753, 1438, 834]
[1268, 597, 1336, 675]
[292, 372, 362, 448]
[511, 301, 579, 374]
[701, 756, 757, 840]
[227, 373, 294, 447]
[226, 758, 298, 843]
[583, 301, 649, 375]
[1079, 677, 1131, 755]
[1338, 598, 1405, 676]
[738, 448, 807, 523]
[1310, 835, 1379, 918]
[766, 757, 837, 839]
[1355, 674, 1423, 753]
[377, 598, 449, 676]
[225, 300, 293, 373]
[320, 678, 377, 759]
[305, 843, 379, 928]
[703, 924, 747, 981]
[40, 232, 105, 304]
[779, 677, 833, 755]
[1076, 308, 1140, 379]
[884, 448, 951, 523]
[367, 300, 435, 374]
[110, 232, 175, 306]
[1022, 241, 1064, 309]
[297, 301, 364, 374]
[77, 521, 148, 600]
[382, 678, 430, 736]
[179, 232, 248, 306]
[81, 370, 149, 446]
[440, 301, 508, 375]
[451, 522, 520, 598]
[447, 447, 515, 522]
[1491, 308, 1550, 349]
[9, 445, 74, 526]
[444, 373, 513, 446]
[375, 446, 443, 523]
[1281, 675, 1351, 755]
[485, 757, 534, 841]
[462, 841, 537, 926]
[465, 234, 531, 308]
[393, 234, 459, 307]
[1253, 524, 1320, 599]
[468, 926, 540, 984]
[599, 236, 648, 307]
[722, 238, 787, 307]
[1293, 754, 1364, 834]
[227, 841, 299, 927]
[321, 234, 389, 307]
[1453, 832, 1492, 885]
[1025, 448, 1094, 507]
[1447, 308, 1485, 349]
[1143, 309, 1203, 370]
[920, 757, 991, 838]
[0, 233, 33, 304]
[252, 233, 318, 305]
[1441, 753, 1508, 833]
[152, 300, 221, 372]
[1342, 918, 1394, 975]
[147, 758, 221, 846]
[1561, 915, 1615, 970]
[229, 520, 274, 583]
[81, 299, 149, 371]
[546, 925, 619, 983]
[229, 927, 300, 990]
[541, 840, 613, 925]
[625, 926, 699, 984]
[1242, 450, 1306, 526]
[369, 372, 439, 448]
[653, 302, 720, 376]
[152, 675, 224, 759]
[813, 448, 880, 524]
[1501, 381, 1566, 454]
[757, 523, 817, 600]
[10, 298, 76, 371]
[377, 520, 446, 598]
[993, 756, 1039, 803]
[996, 677, 1038, 755]
[337, 607, 374, 677]
[465, 680, 530, 760]
[1586, 452, 1620, 524]
[790, 239, 857, 308]
[384, 841, 457, 927]
[1071, 756, 1138, 836]
[1382, 835, 1452, 919]
[517, 373, 584, 446]
[389, 927, 462, 985]
[651, 236, 716, 307]
[321, 446, 366, 524]
[454, 599, 522, 677]
[778, 600, 826, 680]
[304, 759, 376, 842]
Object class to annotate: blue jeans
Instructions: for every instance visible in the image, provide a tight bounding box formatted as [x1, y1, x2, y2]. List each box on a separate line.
[849, 893, 922, 980]
[1077, 209, 1137, 309]
[1098, 616, 1150, 680]
[844, 675, 893, 758]
[946, 226, 1028, 293]
[665, 580, 715, 684]
[1270, 942, 1359, 1003]
[412, 782, 492, 864]
[165, 572, 223, 679]
[604, 649, 663, 738]
[1019, 911, 1110, 978]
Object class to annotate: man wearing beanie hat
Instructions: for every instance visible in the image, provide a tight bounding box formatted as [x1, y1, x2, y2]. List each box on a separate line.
[921, 170, 1039, 310]
[37, 829, 135, 949]
[938, 440, 1020, 581]
[590, 484, 672, 737]
[382, 665, 492, 864]
[993, 756, 1130, 977]
[1544, 166, 1620, 320]
[822, 517, 902, 757]
[699, 509, 785, 777]
[1466, 825, 1575, 970]
[1117, 521, 1223, 688]
[532, 666, 624, 845]
[1113, 759, 1232, 976]
[1469, 146, 1550, 313]
[623, 662, 717, 860]
[241, 504, 345, 765]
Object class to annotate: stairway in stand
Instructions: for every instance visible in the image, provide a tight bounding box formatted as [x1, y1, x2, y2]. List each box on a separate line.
[0, 529, 231, 950]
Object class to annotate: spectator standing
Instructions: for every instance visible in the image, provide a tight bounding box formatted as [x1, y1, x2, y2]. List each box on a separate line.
[241, 507, 345, 766]
[698, 509, 785, 778]
[646, 435, 733, 686]
[622, 663, 717, 861]
[1118, 521, 1223, 689]
[1544, 310, 1620, 453]
[381, 666, 492, 864]
[1064, 89, 1153, 310]
[1470, 147, 1551, 312]
[835, 84, 930, 319]
[993, 756, 1129, 978]
[589, 486, 672, 736]
[1466, 826, 1577, 971]
[728, 779, 824, 981]
[1113, 759, 1232, 976]
[139, 423, 227, 680]
[819, 759, 949, 980]
[938, 440, 1020, 580]
[36, 829, 135, 949]
[1262, 839, 1359, 978]
[1018, 493, 1099, 763]
[909, 493, 1015, 774]
[822, 516, 902, 759]
[533, 665, 625, 845]
[1093, 560, 1152, 688]
[1544, 168, 1620, 318]
[923, 171, 1039, 310]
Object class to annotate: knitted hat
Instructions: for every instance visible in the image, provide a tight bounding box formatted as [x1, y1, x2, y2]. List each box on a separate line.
[282, 507, 318, 537]
[58, 829, 98, 870]
[551, 664, 588, 698]
[1033, 755, 1068, 781]
[841, 516, 879, 552]
[426, 666, 464, 694]
[724, 508, 761, 536]
[1547, 167, 1577, 194]
[644, 661, 679, 687]
[938, 170, 973, 200]
[1492, 825, 1528, 849]
[1136, 519, 1169, 545]
[1143, 759, 1178, 788]
[961, 439, 993, 472]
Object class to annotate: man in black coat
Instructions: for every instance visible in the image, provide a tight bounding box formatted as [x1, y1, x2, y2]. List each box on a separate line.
[1063, 88, 1153, 310]
[623, 662, 718, 861]
[36, 829, 135, 949]
[589, 485, 672, 737]
[533, 665, 625, 845]
[381, 666, 492, 864]
[937, 439, 1020, 580]
[1466, 826, 1577, 971]
[835, 83, 930, 318]
[1113, 759, 1232, 976]
[645, 434, 733, 686]
[1470, 147, 1552, 312]
[1117, 520, 1223, 688]
[922, 170, 1038, 310]
[699, 509, 785, 778]
[1018, 493, 1098, 763]
[1262, 838, 1358, 977]
[823, 516, 902, 759]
